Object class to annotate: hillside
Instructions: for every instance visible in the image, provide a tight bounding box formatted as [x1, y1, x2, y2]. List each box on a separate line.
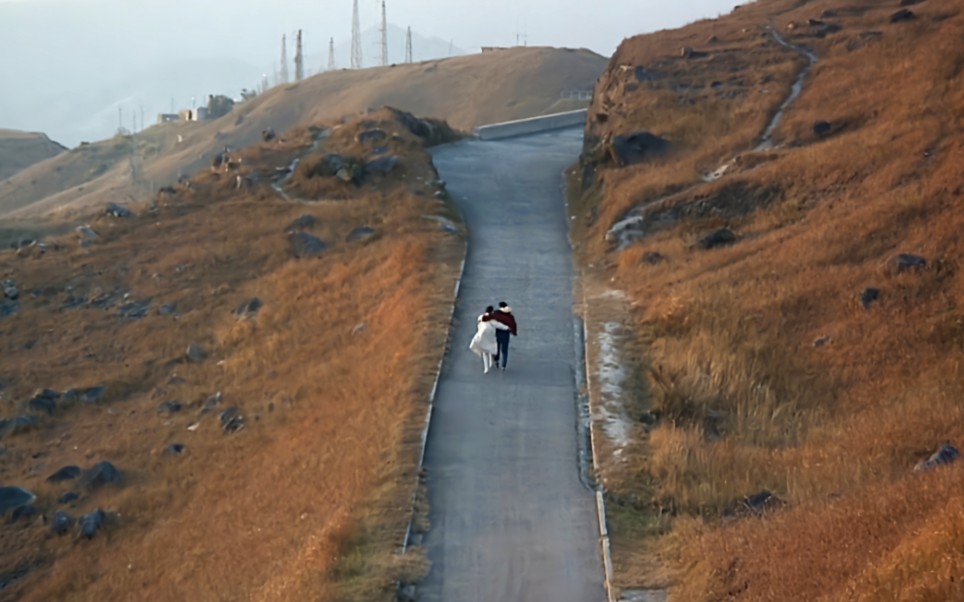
[572, 0, 964, 600]
[0, 130, 66, 181]
[0, 108, 463, 600]
[0, 46, 605, 222]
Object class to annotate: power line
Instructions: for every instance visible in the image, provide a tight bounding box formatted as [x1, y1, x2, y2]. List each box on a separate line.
[351, 0, 363, 69]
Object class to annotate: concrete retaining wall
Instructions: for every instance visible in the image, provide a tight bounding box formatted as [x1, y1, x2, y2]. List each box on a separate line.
[474, 109, 587, 141]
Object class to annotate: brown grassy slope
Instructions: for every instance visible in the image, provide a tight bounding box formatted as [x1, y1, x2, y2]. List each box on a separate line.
[0, 130, 66, 180]
[0, 109, 463, 601]
[0, 47, 605, 221]
[573, 0, 964, 599]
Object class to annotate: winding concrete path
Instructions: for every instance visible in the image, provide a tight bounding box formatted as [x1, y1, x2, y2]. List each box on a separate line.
[420, 128, 604, 601]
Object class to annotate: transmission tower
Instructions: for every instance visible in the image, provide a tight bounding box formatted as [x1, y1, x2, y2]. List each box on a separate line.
[405, 26, 413, 63]
[280, 34, 289, 84]
[328, 37, 336, 70]
[294, 29, 304, 81]
[351, 0, 362, 69]
[379, 0, 388, 66]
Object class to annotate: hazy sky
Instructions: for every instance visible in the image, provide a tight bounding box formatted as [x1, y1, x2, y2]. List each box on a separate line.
[0, 0, 742, 144]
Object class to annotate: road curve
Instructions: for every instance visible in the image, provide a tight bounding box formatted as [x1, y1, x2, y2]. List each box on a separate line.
[420, 129, 604, 601]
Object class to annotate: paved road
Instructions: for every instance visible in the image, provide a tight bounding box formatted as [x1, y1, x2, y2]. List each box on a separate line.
[420, 129, 604, 602]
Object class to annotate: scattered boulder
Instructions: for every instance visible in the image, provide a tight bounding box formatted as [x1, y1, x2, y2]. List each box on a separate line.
[893, 253, 927, 273]
[699, 228, 737, 250]
[634, 66, 662, 82]
[46, 466, 82, 483]
[76, 225, 99, 243]
[609, 132, 670, 167]
[813, 335, 832, 348]
[680, 46, 709, 59]
[88, 289, 127, 310]
[64, 386, 105, 404]
[219, 406, 245, 433]
[199, 391, 223, 416]
[813, 120, 832, 137]
[900, 0, 922, 5]
[0, 415, 39, 439]
[286, 214, 317, 231]
[372, 145, 389, 155]
[357, 129, 387, 144]
[79, 508, 107, 539]
[51, 510, 74, 535]
[164, 443, 187, 456]
[157, 400, 183, 416]
[58, 492, 80, 505]
[0, 301, 18, 318]
[820, 9, 838, 18]
[186, 344, 207, 363]
[78, 460, 122, 490]
[117, 299, 152, 319]
[27, 389, 61, 415]
[261, 128, 276, 142]
[860, 287, 881, 309]
[346, 226, 377, 243]
[643, 251, 666, 265]
[365, 155, 399, 175]
[914, 443, 959, 472]
[234, 297, 262, 317]
[157, 303, 177, 317]
[889, 9, 916, 23]
[9, 504, 36, 524]
[105, 202, 133, 218]
[744, 491, 783, 514]
[2, 279, 19, 301]
[0, 486, 35, 516]
[288, 232, 328, 258]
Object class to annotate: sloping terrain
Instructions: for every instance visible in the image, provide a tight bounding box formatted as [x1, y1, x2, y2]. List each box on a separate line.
[0, 46, 605, 221]
[0, 130, 66, 181]
[572, 0, 964, 600]
[0, 108, 463, 600]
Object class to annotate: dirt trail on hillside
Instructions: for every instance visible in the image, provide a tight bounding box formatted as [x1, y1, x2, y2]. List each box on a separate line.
[420, 129, 604, 600]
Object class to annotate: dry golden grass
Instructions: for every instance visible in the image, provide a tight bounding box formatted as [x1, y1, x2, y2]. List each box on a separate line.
[0, 109, 463, 600]
[574, 0, 964, 599]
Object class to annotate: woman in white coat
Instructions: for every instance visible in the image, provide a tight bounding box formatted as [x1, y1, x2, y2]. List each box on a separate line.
[469, 306, 509, 373]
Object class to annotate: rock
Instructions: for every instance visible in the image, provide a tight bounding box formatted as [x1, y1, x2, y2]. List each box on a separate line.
[288, 232, 328, 258]
[76, 225, 99, 242]
[46, 465, 82, 483]
[609, 132, 670, 167]
[164, 443, 187, 456]
[64, 386, 105, 404]
[219, 406, 245, 433]
[58, 491, 80, 505]
[9, 504, 36, 524]
[0, 486, 35, 516]
[372, 145, 389, 155]
[346, 226, 377, 243]
[352, 323, 367, 335]
[157, 400, 183, 416]
[89, 289, 127, 310]
[860, 287, 880, 308]
[117, 299, 152, 319]
[890, 9, 916, 23]
[261, 128, 276, 142]
[820, 9, 838, 17]
[286, 214, 317, 231]
[914, 443, 959, 472]
[186, 344, 207, 363]
[642, 251, 665, 265]
[893, 253, 927, 273]
[680, 46, 709, 59]
[1, 279, 19, 301]
[699, 228, 737, 249]
[422, 215, 459, 235]
[79, 508, 107, 539]
[0, 415, 39, 439]
[813, 121, 832, 137]
[813, 335, 832, 348]
[366, 155, 399, 175]
[0, 301, 18, 317]
[78, 460, 122, 490]
[27, 389, 61, 415]
[357, 129, 387, 144]
[51, 510, 74, 535]
[158, 303, 177, 317]
[234, 297, 262, 317]
[900, 0, 922, 5]
[105, 202, 133, 218]
[743, 490, 783, 515]
[634, 66, 661, 82]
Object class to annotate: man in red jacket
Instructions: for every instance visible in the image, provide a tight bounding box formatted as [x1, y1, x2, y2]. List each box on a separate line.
[490, 301, 518, 371]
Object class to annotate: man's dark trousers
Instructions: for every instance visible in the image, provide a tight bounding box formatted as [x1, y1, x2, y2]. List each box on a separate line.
[495, 329, 511, 369]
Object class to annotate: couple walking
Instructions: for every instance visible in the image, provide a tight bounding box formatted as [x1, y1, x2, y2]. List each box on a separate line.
[469, 302, 518, 373]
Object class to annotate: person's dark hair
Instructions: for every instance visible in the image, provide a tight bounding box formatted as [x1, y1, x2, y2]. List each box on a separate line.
[485, 305, 495, 313]
[498, 301, 508, 308]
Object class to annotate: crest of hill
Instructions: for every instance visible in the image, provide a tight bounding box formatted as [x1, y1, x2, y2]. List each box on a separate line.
[0, 46, 605, 221]
[0, 130, 66, 180]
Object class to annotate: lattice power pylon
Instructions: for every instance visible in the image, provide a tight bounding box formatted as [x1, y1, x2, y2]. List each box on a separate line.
[328, 37, 336, 70]
[351, 0, 363, 69]
[379, 0, 389, 66]
[280, 34, 289, 84]
[294, 29, 304, 81]
[405, 26, 413, 63]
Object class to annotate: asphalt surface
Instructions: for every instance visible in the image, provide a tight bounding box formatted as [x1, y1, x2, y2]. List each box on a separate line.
[420, 128, 604, 602]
